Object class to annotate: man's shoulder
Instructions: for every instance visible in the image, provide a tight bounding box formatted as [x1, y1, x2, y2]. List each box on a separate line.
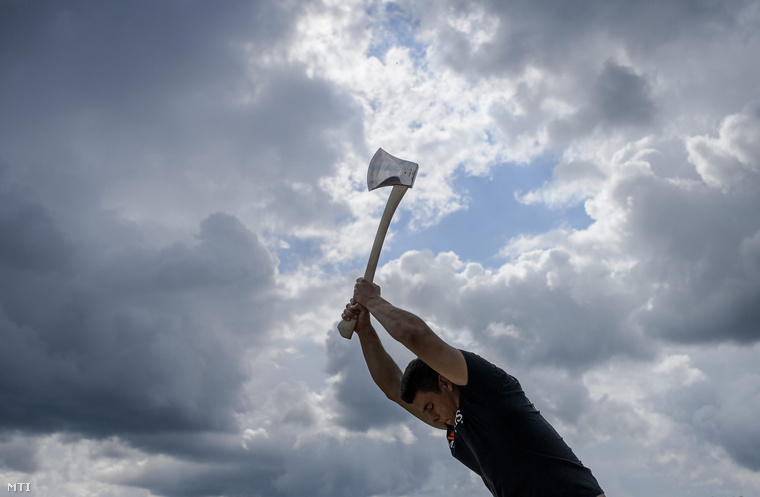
[460, 350, 508, 375]
[460, 350, 518, 393]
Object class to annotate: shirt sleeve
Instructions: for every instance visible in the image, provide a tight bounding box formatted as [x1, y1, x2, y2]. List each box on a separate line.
[460, 350, 520, 400]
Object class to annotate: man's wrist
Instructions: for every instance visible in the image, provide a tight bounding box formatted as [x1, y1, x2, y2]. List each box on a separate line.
[356, 322, 378, 339]
[362, 294, 385, 312]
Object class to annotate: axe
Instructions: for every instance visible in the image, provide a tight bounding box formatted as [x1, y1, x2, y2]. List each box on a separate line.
[338, 148, 419, 339]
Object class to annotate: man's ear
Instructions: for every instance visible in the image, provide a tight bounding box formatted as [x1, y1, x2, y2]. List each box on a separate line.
[438, 375, 453, 391]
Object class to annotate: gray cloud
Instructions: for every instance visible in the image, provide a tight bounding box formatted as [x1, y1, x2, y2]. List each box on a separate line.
[2, 0, 760, 495]
[0, 0, 304, 116]
[420, 0, 759, 155]
[379, 249, 652, 372]
[0, 0, 360, 238]
[693, 374, 760, 471]
[627, 110, 760, 344]
[592, 60, 656, 127]
[0, 433, 40, 473]
[648, 347, 760, 472]
[324, 327, 412, 431]
[0, 178, 76, 274]
[109, 431, 438, 497]
[0, 2, 364, 492]
[548, 59, 657, 143]
[0, 200, 276, 438]
[426, 0, 752, 76]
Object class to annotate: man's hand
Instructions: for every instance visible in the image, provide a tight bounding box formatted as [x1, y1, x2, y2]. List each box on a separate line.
[342, 299, 372, 334]
[341, 278, 380, 335]
[352, 277, 382, 307]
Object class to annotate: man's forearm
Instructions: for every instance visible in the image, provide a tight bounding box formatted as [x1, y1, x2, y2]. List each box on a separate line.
[356, 321, 447, 428]
[357, 323, 403, 401]
[362, 295, 430, 348]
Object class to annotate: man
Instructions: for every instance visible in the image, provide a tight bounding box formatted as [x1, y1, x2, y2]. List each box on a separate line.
[342, 278, 605, 497]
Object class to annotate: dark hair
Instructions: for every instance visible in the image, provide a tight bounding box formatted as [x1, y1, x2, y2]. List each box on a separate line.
[400, 358, 441, 404]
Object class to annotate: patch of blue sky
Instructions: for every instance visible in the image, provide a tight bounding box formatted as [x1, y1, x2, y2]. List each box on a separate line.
[276, 158, 592, 276]
[366, 2, 426, 63]
[274, 235, 323, 274]
[387, 156, 594, 268]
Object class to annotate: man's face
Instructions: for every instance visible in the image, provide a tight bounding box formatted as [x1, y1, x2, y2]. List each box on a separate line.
[412, 377, 459, 426]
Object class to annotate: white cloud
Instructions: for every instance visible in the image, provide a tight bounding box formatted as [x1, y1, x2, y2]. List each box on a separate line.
[687, 102, 760, 192]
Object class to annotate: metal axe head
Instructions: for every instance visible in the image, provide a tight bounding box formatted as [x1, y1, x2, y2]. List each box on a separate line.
[367, 148, 418, 191]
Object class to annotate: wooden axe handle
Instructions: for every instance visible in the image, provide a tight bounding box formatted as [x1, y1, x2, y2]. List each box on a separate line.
[338, 184, 408, 339]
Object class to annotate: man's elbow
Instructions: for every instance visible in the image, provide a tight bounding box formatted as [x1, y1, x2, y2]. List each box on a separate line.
[395, 319, 430, 350]
[377, 380, 403, 404]
[384, 389, 401, 403]
[395, 325, 420, 349]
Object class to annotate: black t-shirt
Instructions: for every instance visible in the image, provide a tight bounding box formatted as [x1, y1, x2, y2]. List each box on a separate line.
[446, 351, 604, 497]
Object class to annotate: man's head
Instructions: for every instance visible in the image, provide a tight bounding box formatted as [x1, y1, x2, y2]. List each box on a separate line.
[400, 358, 440, 403]
[400, 358, 460, 425]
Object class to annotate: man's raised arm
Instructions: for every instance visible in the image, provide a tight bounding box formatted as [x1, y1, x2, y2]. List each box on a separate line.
[351, 278, 468, 387]
[342, 300, 445, 429]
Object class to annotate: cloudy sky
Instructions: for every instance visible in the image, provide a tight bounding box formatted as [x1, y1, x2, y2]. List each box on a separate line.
[1, 0, 760, 496]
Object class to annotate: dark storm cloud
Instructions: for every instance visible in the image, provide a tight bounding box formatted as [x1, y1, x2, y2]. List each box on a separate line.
[92, 372, 443, 497]
[0, 0, 358, 234]
[624, 107, 760, 344]
[0, 175, 76, 273]
[692, 374, 760, 471]
[592, 60, 656, 127]
[112, 432, 436, 497]
[430, 0, 752, 76]
[0, 2, 371, 493]
[232, 68, 365, 188]
[0, 434, 40, 473]
[0, 170, 277, 437]
[548, 59, 657, 143]
[0, 0, 303, 115]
